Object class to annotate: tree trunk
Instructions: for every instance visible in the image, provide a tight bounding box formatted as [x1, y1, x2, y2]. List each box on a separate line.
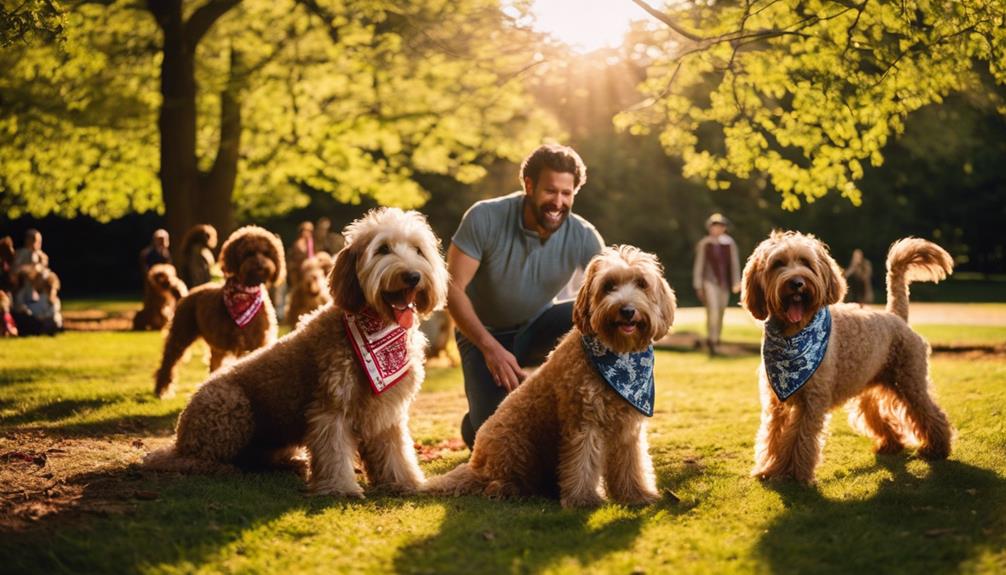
[148, 0, 242, 256]
[152, 0, 198, 254]
[197, 47, 242, 237]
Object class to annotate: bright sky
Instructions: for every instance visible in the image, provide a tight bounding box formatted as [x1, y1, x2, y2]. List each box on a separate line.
[530, 0, 647, 53]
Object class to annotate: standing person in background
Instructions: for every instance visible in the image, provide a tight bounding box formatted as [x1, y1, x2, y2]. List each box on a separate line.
[139, 229, 172, 275]
[179, 224, 218, 288]
[447, 143, 604, 449]
[14, 229, 49, 270]
[844, 248, 874, 306]
[287, 221, 315, 291]
[693, 213, 740, 356]
[314, 217, 345, 255]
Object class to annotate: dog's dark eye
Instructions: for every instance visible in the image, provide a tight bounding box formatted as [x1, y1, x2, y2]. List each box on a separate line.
[603, 281, 616, 293]
[415, 246, 423, 256]
[377, 244, 391, 255]
[636, 278, 648, 290]
[771, 260, 785, 269]
[799, 257, 812, 267]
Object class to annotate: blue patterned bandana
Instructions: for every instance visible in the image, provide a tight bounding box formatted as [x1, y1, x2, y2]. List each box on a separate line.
[581, 335, 655, 417]
[762, 307, 832, 401]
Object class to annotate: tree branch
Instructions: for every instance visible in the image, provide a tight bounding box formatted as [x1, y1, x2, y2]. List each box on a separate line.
[185, 0, 241, 50]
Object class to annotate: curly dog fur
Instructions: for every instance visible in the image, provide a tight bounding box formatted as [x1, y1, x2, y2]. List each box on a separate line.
[425, 245, 676, 507]
[154, 225, 285, 398]
[286, 252, 334, 326]
[145, 208, 448, 497]
[742, 231, 954, 484]
[133, 264, 188, 331]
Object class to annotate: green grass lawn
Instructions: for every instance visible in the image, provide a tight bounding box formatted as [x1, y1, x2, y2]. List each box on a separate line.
[2, 330, 1005, 574]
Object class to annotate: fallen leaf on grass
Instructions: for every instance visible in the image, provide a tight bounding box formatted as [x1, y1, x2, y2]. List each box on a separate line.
[663, 489, 681, 504]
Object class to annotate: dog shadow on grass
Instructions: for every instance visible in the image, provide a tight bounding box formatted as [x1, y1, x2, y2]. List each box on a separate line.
[756, 457, 1006, 574]
[391, 462, 703, 574]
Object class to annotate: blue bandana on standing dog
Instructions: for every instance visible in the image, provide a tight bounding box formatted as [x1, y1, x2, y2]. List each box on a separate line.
[581, 335, 655, 416]
[763, 306, 832, 401]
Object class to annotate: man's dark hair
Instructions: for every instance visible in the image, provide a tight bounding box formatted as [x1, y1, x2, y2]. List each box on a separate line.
[519, 144, 587, 191]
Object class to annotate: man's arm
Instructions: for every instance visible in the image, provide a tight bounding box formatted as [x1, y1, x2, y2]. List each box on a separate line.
[446, 244, 527, 392]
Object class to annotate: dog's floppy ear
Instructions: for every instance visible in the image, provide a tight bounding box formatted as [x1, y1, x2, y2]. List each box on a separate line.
[265, 231, 286, 288]
[653, 273, 677, 341]
[573, 254, 603, 334]
[741, 243, 769, 321]
[330, 241, 365, 313]
[218, 231, 242, 278]
[816, 240, 847, 305]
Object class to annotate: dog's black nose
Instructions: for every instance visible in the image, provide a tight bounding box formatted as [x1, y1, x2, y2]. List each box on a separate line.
[619, 306, 636, 320]
[402, 271, 421, 287]
[789, 278, 806, 291]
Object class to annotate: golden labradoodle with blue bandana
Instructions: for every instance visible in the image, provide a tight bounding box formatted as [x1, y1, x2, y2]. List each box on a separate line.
[425, 245, 676, 508]
[741, 231, 954, 484]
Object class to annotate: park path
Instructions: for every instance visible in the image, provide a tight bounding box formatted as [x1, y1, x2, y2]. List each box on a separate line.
[676, 303, 1006, 327]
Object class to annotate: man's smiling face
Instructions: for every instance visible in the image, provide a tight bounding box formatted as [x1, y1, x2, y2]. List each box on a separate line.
[524, 168, 576, 236]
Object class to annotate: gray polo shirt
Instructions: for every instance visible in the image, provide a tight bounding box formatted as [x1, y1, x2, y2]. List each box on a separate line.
[452, 191, 604, 330]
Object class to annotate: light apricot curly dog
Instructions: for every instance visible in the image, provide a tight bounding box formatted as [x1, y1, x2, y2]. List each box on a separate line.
[741, 231, 954, 484]
[154, 225, 285, 398]
[425, 245, 676, 507]
[285, 251, 334, 326]
[145, 208, 448, 497]
[133, 264, 188, 331]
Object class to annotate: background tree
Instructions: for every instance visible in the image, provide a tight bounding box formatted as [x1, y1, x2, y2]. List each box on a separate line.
[622, 0, 1006, 210]
[0, 0, 554, 244]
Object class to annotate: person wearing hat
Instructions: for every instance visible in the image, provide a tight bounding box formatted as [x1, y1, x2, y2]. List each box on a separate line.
[692, 213, 740, 355]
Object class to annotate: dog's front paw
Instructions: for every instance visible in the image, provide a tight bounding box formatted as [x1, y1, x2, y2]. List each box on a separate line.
[916, 442, 951, 461]
[560, 492, 606, 509]
[309, 481, 365, 499]
[614, 489, 661, 507]
[874, 438, 905, 455]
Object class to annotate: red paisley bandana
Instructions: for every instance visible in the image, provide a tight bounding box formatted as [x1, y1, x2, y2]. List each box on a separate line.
[343, 308, 411, 395]
[223, 278, 265, 328]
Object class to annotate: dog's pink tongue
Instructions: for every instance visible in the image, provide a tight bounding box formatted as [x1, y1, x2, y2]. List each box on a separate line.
[786, 302, 805, 324]
[394, 307, 414, 330]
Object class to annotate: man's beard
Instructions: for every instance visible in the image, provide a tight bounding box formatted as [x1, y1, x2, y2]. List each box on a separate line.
[532, 202, 569, 232]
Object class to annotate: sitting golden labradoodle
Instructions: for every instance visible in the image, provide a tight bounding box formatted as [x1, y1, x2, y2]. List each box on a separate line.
[145, 208, 448, 497]
[425, 245, 676, 508]
[154, 226, 284, 398]
[285, 251, 334, 326]
[741, 231, 954, 484]
[133, 264, 188, 331]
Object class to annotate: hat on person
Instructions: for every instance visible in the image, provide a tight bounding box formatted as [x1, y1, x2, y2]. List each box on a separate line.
[705, 213, 730, 229]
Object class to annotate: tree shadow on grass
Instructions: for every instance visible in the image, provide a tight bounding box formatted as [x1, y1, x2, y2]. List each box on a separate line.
[2, 397, 180, 439]
[393, 464, 703, 574]
[1, 466, 336, 574]
[757, 457, 1006, 574]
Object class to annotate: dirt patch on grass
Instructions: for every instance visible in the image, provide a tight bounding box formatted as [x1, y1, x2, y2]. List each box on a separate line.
[0, 430, 171, 532]
[61, 310, 135, 331]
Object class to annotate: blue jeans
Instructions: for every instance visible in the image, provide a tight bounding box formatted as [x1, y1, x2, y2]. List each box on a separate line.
[457, 301, 574, 449]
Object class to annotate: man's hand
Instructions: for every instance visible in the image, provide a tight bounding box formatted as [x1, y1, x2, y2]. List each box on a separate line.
[696, 287, 706, 305]
[481, 339, 527, 392]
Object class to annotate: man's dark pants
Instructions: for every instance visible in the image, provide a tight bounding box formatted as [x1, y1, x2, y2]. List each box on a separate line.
[457, 301, 574, 449]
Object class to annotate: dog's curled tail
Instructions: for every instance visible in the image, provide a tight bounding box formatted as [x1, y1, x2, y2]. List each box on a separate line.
[886, 238, 953, 322]
[143, 445, 237, 474]
[421, 462, 486, 496]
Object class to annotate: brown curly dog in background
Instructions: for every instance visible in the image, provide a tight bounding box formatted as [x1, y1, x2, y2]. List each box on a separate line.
[145, 208, 448, 497]
[285, 251, 334, 327]
[154, 225, 284, 398]
[133, 264, 188, 331]
[741, 231, 954, 484]
[425, 245, 676, 508]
